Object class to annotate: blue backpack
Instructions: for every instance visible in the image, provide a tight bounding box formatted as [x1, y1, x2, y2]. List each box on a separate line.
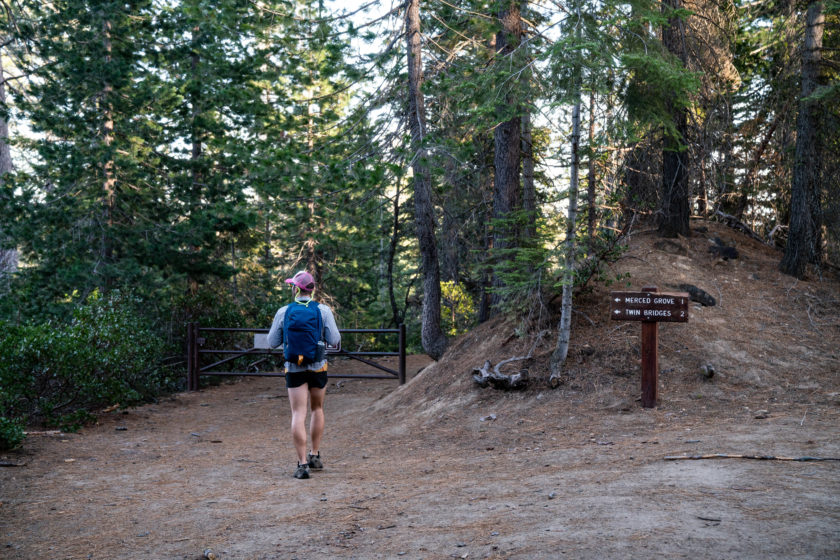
[283, 300, 323, 366]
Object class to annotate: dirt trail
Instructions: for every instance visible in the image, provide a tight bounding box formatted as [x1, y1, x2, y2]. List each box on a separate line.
[2, 366, 839, 559]
[3, 219, 840, 559]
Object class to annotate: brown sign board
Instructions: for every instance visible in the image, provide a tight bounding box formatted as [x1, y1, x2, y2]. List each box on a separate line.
[610, 291, 689, 323]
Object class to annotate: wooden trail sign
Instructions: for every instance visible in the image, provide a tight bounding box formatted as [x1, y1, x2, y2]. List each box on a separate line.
[610, 286, 689, 408]
[610, 291, 689, 322]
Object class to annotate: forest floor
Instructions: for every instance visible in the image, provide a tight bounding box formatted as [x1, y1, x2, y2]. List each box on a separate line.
[2, 218, 840, 559]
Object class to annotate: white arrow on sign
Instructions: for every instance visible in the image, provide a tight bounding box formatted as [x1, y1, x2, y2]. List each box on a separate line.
[614, 309, 621, 314]
[614, 297, 621, 302]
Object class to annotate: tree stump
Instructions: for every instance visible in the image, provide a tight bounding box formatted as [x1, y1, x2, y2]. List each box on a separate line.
[472, 358, 529, 390]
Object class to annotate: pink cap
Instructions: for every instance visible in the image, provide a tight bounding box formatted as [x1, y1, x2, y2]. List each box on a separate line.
[284, 270, 316, 292]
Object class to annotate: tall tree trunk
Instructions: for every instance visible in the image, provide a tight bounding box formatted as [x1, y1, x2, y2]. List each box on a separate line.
[387, 181, 404, 327]
[0, 54, 18, 283]
[478, 176, 493, 324]
[586, 89, 597, 243]
[230, 239, 237, 302]
[491, 0, 522, 311]
[658, 0, 691, 238]
[696, 106, 708, 217]
[0, 60, 11, 179]
[190, 40, 202, 195]
[263, 211, 273, 288]
[781, 1, 824, 278]
[406, 0, 447, 359]
[550, 3, 582, 382]
[189, 26, 202, 294]
[551, 99, 580, 378]
[520, 0, 536, 242]
[304, 58, 324, 286]
[101, 17, 116, 290]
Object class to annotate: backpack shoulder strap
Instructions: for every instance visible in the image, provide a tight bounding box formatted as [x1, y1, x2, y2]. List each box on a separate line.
[312, 302, 323, 340]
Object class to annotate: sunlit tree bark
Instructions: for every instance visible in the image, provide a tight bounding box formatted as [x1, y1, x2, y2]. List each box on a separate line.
[406, 0, 447, 359]
[550, 0, 582, 382]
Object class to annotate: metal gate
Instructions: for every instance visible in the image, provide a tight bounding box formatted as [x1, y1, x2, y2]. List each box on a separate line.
[186, 324, 406, 391]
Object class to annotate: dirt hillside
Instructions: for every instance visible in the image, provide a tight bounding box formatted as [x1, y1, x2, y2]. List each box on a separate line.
[1, 218, 839, 559]
[384, 218, 839, 408]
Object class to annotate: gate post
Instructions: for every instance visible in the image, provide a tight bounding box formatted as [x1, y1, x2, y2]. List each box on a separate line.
[398, 323, 406, 385]
[186, 323, 193, 391]
[187, 322, 200, 391]
[193, 323, 201, 391]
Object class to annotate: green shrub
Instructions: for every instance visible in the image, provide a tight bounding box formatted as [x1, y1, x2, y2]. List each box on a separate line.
[0, 416, 25, 450]
[0, 290, 168, 434]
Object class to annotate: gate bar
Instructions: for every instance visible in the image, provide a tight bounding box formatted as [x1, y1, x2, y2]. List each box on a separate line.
[186, 324, 407, 389]
[197, 327, 402, 334]
[201, 349, 400, 357]
[197, 371, 398, 380]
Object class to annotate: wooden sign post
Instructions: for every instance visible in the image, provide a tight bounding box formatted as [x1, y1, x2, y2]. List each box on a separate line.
[610, 285, 689, 408]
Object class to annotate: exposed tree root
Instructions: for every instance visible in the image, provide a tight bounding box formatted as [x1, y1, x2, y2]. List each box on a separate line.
[472, 357, 529, 390]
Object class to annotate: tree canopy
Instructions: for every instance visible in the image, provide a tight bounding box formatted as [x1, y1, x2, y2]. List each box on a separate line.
[0, 0, 838, 438]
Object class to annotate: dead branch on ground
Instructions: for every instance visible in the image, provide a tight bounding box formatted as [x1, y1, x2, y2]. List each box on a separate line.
[664, 454, 840, 462]
[472, 331, 546, 390]
[713, 210, 767, 244]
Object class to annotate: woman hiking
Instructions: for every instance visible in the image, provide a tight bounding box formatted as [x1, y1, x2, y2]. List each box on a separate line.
[267, 270, 341, 479]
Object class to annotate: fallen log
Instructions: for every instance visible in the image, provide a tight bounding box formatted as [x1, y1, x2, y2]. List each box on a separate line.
[713, 210, 767, 244]
[664, 453, 840, 462]
[22, 430, 64, 436]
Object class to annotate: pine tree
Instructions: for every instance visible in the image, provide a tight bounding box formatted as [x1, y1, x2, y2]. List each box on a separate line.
[658, 0, 691, 238]
[491, 0, 523, 273]
[248, 1, 392, 315]
[7, 0, 166, 314]
[781, 1, 825, 278]
[405, 0, 447, 359]
[150, 0, 271, 295]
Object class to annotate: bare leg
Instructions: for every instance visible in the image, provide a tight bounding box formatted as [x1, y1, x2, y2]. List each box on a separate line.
[288, 385, 310, 465]
[308, 385, 326, 455]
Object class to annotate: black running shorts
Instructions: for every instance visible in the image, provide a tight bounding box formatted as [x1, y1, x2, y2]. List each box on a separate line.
[285, 370, 328, 389]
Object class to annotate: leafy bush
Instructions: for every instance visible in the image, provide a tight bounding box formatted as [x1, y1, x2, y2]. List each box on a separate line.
[0, 416, 24, 451]
[0, 290, 168, 438]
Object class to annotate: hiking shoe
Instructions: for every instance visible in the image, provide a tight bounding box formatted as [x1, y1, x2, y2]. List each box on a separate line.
[294, 463, 310, 479]
[308, 452, 323, 470]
